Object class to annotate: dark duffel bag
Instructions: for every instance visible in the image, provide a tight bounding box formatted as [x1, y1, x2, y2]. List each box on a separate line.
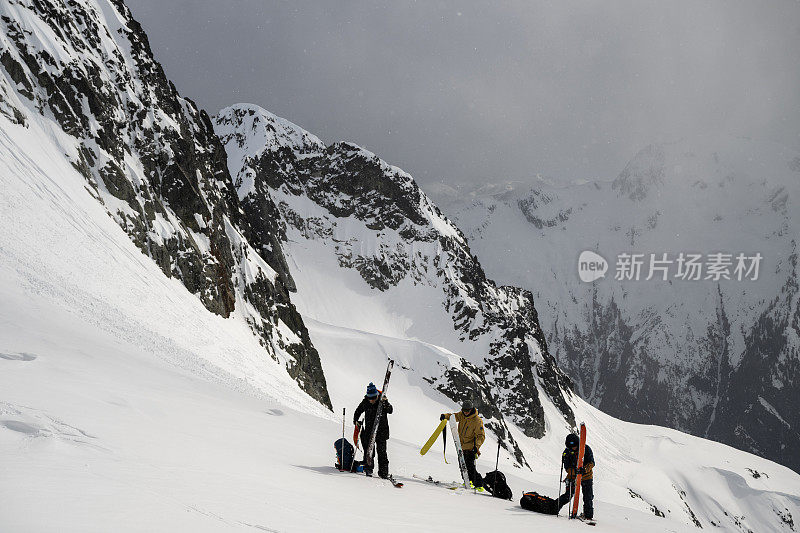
[520, 491, 559, 514]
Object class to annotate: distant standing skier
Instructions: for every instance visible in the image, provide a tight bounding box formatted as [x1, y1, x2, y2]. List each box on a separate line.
[557, 433, 595, 519]
[440, 400, 486, 489]
[353, 382, 393, 478]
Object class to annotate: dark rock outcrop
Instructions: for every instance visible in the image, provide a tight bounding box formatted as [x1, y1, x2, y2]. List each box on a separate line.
[0, 0, 330, 409]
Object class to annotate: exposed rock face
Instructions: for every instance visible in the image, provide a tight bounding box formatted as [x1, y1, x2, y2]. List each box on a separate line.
[712, 248, 799, 470]
[433, 138, 800, 473]
[216, 106, 576, 466]
[0, 0, 330, 408]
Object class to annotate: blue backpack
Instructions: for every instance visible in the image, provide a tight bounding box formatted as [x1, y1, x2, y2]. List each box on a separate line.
[334, 438, 363, 472]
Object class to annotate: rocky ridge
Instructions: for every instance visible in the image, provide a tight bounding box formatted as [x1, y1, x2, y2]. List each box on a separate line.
[0, 0, 330, 408]
[215, 105, 576, 465]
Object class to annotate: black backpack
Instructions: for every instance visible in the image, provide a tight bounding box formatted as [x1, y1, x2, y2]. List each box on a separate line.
[483, 470, 513, 500]
[520, 491, 559, 515]
[334, 438, 355, 471]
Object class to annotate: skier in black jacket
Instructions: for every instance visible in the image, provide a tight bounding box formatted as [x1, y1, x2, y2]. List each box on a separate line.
[557, 433, 595, 519]
[353, 382, 393, 478]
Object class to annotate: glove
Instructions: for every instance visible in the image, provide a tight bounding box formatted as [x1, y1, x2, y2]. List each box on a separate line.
[577, 466, 587, 475]
[440, 414, 447, 421]
[473, 447, 481, 457]
[381, 395, 388, 402]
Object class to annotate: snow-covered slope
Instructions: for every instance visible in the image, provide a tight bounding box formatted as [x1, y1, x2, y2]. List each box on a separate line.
[3, 121, 799, 531]
[1, 0, 799, 531]
[4, 114, 800, 531]
[0, 0, 329, 407]
[431, 137, 800, 474]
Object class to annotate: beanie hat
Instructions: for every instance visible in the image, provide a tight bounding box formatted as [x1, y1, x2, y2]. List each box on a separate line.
[461, 399, 474, 411]
[565, 433, 580, 448]
[366, 382, 379, 398]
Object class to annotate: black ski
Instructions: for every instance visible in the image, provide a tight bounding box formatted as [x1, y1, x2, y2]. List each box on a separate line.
[412, 474, 461, 489]
[365, 359, 394, 470]
[412, 474, 490, 495]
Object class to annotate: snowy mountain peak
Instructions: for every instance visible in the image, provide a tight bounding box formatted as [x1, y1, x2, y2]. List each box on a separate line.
[612, 144, 666, 200]
[216, 104, 325, 157]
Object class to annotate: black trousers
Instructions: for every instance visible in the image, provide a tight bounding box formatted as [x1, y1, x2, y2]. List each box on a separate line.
[558, 479, 594, 519]
[360, 432, 389, 478]
[462, 449, 483, 488]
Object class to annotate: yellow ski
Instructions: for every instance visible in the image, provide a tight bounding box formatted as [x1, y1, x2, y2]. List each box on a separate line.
[420, 419, 448, 455]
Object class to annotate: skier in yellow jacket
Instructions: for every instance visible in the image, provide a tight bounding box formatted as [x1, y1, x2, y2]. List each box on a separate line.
[440, 400, 486, 489]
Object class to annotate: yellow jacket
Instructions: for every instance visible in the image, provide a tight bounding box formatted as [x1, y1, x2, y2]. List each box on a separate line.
[565, 462, 594, 481]
[445, 410, 486, 452]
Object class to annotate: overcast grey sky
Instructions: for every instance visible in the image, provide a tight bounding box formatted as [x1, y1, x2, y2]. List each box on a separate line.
[126, 0, 800, 187]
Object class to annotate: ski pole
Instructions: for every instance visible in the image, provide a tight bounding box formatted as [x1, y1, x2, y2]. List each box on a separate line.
[442, 420, 448, 463]
[493, 436, 500, 495]
[556, 456, 564, 517]
[490, 382, 502, 496]
[341, 407, 346, 470]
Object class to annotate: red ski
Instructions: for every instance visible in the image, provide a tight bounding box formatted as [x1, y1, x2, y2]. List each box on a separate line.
[353, 420, 362, 450]
[570, 422, 587, 519]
